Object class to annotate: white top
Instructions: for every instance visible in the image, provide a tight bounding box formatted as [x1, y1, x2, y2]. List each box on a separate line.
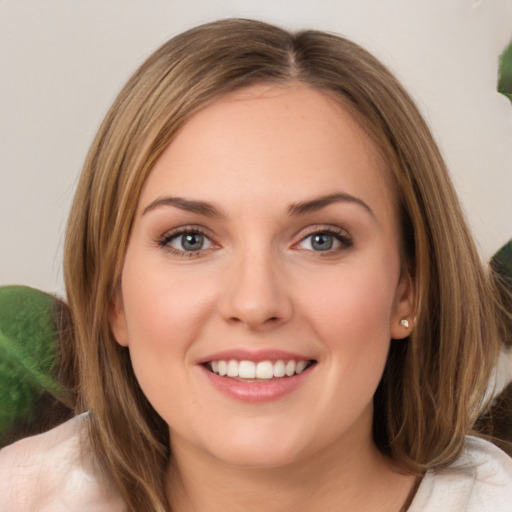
[1, 415, 511, 511]
[409, 436, 512, 511]
[0, 414, 126, 512]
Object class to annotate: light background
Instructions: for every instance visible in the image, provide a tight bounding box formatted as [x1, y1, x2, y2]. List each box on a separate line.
[1, 0, 511, 295]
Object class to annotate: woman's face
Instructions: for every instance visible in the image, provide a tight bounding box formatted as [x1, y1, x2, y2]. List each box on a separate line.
[110, 84, 414, 468]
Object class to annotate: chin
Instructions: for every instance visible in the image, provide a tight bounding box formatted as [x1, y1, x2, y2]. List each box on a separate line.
[198, 422, 317, 470]
[212, 442, 307, 470]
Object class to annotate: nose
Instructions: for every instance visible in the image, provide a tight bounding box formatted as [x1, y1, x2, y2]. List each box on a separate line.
[219, 248, 293, 330]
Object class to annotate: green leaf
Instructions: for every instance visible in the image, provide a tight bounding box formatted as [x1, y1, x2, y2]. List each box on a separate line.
[498, 40, 512, 97]
[490, 240, 512, 352]
[491, 240, 512, 286]
[0, 286, 61, 433]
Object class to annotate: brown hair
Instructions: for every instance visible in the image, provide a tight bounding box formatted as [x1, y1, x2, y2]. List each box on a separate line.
[63, 18, 502, 511]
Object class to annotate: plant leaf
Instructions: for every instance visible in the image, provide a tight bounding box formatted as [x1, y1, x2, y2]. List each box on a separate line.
[0, 286, 61, 433]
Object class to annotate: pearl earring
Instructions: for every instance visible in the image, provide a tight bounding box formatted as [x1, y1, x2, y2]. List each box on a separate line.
[400, 319, 409, 328]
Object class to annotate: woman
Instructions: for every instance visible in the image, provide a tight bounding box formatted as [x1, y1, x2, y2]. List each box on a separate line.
[1, 18, 511, 511]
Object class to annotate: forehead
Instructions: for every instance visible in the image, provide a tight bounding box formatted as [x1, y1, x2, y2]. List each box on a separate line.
[139, 84, 396, 219]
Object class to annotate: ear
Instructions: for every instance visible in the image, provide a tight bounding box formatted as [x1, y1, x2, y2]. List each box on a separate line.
[109, 291, 129, 347]
[390, 270, 415, 340]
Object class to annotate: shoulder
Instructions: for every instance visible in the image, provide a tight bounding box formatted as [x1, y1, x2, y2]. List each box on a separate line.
[0, 413, 126, 512]
[410, 436, 512, 511]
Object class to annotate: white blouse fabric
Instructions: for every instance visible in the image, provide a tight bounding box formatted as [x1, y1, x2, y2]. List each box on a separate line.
[409, 436, 512, 511]
[0, 415, 511, 511]
[0, 414, 126, 512]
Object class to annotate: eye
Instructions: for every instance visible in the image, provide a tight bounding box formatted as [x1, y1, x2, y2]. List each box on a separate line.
[158, 228, 216, 256]
[304, 232, 335, 251]
[296, 228, 352, 253]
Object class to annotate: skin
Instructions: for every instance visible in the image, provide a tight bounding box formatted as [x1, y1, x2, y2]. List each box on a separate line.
[110, 84, 416, 511]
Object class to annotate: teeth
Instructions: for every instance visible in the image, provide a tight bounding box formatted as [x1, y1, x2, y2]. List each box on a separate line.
[285, 361, 296, 376]
[256, 361, 273, 379]
[296, 361, 307, 374]
[238, 360, 256, 379]
[208, 359, 312, 379]
[218, 360, 227, 376]
[227, 360, 238, 377]
[273, 360, 285, 377]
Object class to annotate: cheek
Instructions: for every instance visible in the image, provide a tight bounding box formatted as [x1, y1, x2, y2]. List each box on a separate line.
[121, 258, 218, 346]
[301, 265, 397, 336]
[298, 259, 399, 378]
[118, 258, 219, 402]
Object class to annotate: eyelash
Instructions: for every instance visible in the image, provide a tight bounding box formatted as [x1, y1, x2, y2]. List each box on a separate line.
[295, 226, 353, 255]
[157, 225, 353, 257]
[157, 226, 215, 258]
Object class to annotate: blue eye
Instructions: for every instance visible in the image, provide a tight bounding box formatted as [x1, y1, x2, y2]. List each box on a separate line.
[160, 229, 214, 255]
[175, 232, 206, 251]
[297, 229, 352, 253]
[309, 233, 334, 251]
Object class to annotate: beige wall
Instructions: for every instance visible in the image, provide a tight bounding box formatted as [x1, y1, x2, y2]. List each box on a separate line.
[1, 0, 511, 295]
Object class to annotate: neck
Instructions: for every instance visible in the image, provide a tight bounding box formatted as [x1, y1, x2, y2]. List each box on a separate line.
[165, 429, 415, 512]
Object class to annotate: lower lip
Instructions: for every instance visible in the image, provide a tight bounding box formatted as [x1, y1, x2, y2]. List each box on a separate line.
[200, 365, 314, 403]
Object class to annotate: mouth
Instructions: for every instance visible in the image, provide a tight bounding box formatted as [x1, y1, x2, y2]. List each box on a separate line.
[203, 359, 317, 381]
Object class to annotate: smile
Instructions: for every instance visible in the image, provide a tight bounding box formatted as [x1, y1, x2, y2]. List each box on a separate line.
[207, 359, 315, 380]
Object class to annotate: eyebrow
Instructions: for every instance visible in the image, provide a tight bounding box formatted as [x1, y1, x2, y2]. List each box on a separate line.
[142, 196, 224, 217]
[287, 192, 374, 218]
[142, 192, 374, 218]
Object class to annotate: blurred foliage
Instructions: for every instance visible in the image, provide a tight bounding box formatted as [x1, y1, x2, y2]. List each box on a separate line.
[493, 240, 512, 344]
[498, 39, 512, 101]
[480, 239, 512, 455]
[0, 286, 70, 446]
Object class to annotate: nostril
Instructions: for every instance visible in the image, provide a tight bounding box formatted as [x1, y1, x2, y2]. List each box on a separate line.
[262, 316, 283, 326]
[229, 315, 281, 324]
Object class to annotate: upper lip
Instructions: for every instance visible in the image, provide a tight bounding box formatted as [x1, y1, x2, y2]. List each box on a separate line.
[196, 348, 316, 365]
